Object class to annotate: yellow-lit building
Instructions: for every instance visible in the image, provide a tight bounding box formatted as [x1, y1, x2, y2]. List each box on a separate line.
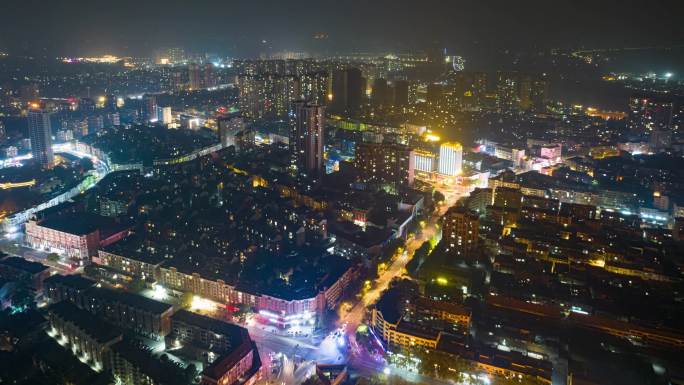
[438, 142, 463, 176]
[371, 306, 441, 350]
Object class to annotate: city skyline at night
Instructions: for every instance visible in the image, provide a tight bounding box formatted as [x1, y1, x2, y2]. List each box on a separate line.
[1, 2, 683, 385]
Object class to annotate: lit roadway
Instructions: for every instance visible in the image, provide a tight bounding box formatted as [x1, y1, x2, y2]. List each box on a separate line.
[0, 143, 110, 274]
[336, 203, 454, 385]
[341, 200, 451, 329]
[239, 207, 452, 384]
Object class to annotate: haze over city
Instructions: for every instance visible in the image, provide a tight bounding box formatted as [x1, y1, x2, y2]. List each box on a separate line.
[2, 0, 684, 56]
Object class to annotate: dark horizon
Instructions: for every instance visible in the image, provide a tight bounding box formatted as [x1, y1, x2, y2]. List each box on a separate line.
[2, 0, 684, 58]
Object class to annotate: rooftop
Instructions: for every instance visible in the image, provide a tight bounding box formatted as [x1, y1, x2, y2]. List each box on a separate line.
[0, 256, 49, 275]
[89, 287, 173, 315]
[44, 274, 96, 291]
[38, 216, 99, 235]
[445, 205, 480, 219]
[413, 297, 471, 317]
[329, 220, 395, 249]
[101, 235, 167, 266]
[237, 250, 353, 301]
[37, 213, 131, 237]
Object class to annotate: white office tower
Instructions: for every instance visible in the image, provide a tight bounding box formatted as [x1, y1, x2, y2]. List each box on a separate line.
[414, 150, 437, 172]
[438, 142, 463, 176]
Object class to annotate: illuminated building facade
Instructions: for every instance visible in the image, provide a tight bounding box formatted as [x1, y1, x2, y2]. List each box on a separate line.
[25, 219, 100, 262]
[237, 69, 327, 120]
[96, 248, 354, 319]
[46, 301, 122, 372]
[5, 146, 18, 158]
[292, 102, 325, 176]
[442, 206, 479, 257]
[238, 74, 298, 119]
[371, 290, 471, 351]
[438, 142, 463, 176]
[298, 71, 329, 105]
[25, 215, 130, 265]
[478, 140, 527, 168]
[354, 142, 415, 190]
[371, 306, 441, 350]
[414, 150, 437, 173]
[96, 249, 164, 282]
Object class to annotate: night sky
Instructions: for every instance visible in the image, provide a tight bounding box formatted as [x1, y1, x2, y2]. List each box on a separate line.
[1, 0, 683, 57]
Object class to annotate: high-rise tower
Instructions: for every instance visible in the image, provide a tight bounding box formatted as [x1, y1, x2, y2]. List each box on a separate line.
[291, 102, 325, 177]
[28, 109, 54, 169]
[438, 142, 463, 176]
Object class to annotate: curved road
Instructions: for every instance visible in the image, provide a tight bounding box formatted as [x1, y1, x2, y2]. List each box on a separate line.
[0, 142, 112, 231]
